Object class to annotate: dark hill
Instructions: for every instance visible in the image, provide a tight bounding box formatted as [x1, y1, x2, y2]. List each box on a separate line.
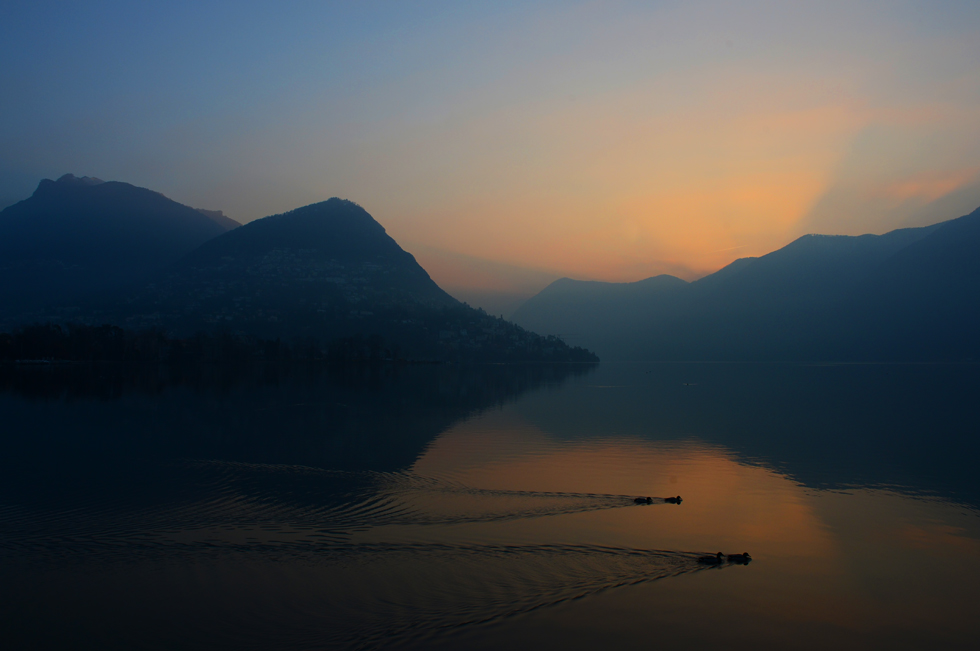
[0, 174, 237, 322]
[134, 198, 457, 322]
[512, 275, 688, 357]
[117, 199, 597, 363]
[178, 198, 452, 306]
[188, 199, 406, 260]
[840, 206, 980, 360]
[512, 206, 980, 361]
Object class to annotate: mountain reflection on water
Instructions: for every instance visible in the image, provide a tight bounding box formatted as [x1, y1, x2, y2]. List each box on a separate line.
[1, 362, 979, 650]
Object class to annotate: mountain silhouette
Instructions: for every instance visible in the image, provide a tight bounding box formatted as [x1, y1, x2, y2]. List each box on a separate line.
[181, 197, 454, 304]
[513, 206, 980, 361]
[0, 174, 238, 322]
[127, 198, 455, 324]
[116, 198, 596, 362]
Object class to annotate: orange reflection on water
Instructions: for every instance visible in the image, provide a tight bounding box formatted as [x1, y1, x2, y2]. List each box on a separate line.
[408, 410, 980, 650]
[414, 412, 830, 552]
[898, 522, 980, 555]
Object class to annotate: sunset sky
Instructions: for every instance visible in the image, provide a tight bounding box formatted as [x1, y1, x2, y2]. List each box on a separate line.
[3, 1, 980, 313]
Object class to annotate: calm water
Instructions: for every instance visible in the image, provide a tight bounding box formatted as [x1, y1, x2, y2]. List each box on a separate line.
[1, 362, 979, 650]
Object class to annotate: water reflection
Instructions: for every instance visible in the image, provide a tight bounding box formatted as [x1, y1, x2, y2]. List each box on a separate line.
[1, 362, 978, 649]
[514, 362, 980, 506]
[410, 376, 980, 650]
[0, 457, 710, 649]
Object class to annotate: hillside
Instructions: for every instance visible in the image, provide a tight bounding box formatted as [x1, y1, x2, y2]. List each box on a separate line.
[512, 275, 689, 358]
[512, 207, 980, 361]
[0, 174, 239, 322]
[115, 198, 597, 363]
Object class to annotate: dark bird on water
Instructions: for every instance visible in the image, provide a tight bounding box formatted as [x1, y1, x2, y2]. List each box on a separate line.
[698, 552, 725, 565]
[727, 552, 752, 564]
[664, 496, 682, 504]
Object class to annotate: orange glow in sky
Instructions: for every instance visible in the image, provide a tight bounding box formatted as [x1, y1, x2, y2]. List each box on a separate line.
[5, 1, 980, 310]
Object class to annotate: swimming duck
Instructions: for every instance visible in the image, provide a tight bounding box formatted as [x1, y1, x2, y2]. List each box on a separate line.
[698, 552, 725, 565]
[664, 496, 682, 504]
[727, 552, 751, 564]
[634, 497, 654, 504]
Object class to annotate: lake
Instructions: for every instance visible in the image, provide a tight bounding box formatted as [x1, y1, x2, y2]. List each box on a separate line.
[1, 361, 978, 650]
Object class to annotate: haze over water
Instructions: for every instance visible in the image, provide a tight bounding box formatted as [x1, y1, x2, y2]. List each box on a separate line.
[2, 361, 977, 650]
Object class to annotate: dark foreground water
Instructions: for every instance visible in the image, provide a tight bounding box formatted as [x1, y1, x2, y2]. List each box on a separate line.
[1, 361, 979, 650]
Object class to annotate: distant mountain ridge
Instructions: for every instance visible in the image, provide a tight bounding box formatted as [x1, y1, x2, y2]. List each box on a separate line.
[512, 207, 980, 361]
[0, 174, 239, 321]
[195, 208, 240, 231]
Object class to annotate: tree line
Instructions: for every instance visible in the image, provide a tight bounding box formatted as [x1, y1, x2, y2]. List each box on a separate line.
[0, 323, 404, 364]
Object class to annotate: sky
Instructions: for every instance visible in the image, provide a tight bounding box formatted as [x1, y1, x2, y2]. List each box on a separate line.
[3, 0, 980, 315]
